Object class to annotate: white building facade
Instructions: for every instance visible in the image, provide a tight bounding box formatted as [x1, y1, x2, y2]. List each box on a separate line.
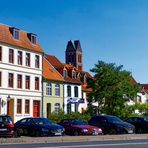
[0, 24, 43, 122]
[63, 83, 87, 114]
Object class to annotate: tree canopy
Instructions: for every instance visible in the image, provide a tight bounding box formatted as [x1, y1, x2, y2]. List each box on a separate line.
[88, 61, 139, 116]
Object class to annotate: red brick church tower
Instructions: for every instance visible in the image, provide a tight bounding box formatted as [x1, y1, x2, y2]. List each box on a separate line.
[65, 40, 83, 71]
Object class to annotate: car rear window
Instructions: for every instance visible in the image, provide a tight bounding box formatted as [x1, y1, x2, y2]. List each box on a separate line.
[0, 116, 12, 123]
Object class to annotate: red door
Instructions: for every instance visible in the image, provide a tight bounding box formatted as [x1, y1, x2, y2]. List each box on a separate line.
[33, 100, 40, 117]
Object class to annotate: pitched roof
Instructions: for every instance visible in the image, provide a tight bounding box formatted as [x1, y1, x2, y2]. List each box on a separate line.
[45, 54, 64, 68]
[43, 57, 64, 82]
[74, 40, 82, 52]
[45, 54, 82, 84]
[130, 77, 137, 85]
[0, 24, 43, 53]
[66, 40, 75, 52]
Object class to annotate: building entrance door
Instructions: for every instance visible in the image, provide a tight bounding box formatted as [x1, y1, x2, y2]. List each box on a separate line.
[33, 100, 40, 117]
[47, 103, 51, 118]
[7, 99, 14, 122]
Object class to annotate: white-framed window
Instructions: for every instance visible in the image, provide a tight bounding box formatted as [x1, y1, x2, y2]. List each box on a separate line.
[55, 103, 60, 113]
[74, 86, 78, 97]
[67, 85, 71, 97]
[55, 83, 60, 96]
[46, 83, 52, 96]
[63, 70, 67, 78]
[72, 71, 75, 78]
[31, 35, 37, 44]
[26, 53, 30, 67]
[77, 73, 80, 80]
[17, 99, 22, 114]
[83, 75, 87, 83]
[35, 55, 40, 68]
[18, 51, 22, 65]
[13, 28, 19, 40]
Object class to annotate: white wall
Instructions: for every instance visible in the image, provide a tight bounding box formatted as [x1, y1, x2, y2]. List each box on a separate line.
[63, 83, 87, 113]
[0, 43, 43, 122]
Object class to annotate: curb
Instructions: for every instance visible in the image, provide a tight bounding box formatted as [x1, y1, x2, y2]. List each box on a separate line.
[0, 134, 148, 144]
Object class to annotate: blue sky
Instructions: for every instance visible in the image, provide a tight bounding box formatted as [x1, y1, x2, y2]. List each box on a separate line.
[0, 0, 148, 83]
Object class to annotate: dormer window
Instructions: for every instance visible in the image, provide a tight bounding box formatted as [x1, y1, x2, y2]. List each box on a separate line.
[31, 34, 37, 44]
[72, 71, 75, 78]
[83, 75, 87, 83]
[12, 28, 20, 40]
[77, 73, 80, 79]
[63, 70, 67, 78]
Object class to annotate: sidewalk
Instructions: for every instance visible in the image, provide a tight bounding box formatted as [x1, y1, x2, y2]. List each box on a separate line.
[0, 134, 148, 144]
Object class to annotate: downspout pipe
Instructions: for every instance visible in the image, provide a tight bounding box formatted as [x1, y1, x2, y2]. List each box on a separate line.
[41, 53, 44, 117]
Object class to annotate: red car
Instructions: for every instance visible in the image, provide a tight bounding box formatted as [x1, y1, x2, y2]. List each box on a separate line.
[0, 115, 16, 137]
[58, 119, 103, 136]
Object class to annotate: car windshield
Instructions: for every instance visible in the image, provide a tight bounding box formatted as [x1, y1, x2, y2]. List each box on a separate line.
[33, 118, 53, 125]
[106, 116, 123, 124]
[71, 120, 86, 125]
[143, 116, 148, 121]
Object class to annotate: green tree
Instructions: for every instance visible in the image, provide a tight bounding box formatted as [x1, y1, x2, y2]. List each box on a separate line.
[88, 61, 139, 116]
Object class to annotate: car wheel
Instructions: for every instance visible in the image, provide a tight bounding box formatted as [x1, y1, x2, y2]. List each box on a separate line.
[12, 130, 20, 138]
[35, 131, 41, 137]
[109, 129, 117, 135]
[137, 128, 144, 134]
[73, 131, 79, 136]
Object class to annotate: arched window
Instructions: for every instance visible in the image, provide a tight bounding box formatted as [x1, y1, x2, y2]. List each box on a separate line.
[55, 83, 60, 96]
[74, 86, 78, 97]
[67, 85, 71, 97]
[46, 83, 52, 96]
[55, 103, 60, 113]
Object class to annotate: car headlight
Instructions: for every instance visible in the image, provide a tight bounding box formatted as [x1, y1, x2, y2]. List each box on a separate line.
[41, 128, 49, 132]
[62, 128, 65, 132]
[98, 128, 102, 132]
[81, 129, 88, 132]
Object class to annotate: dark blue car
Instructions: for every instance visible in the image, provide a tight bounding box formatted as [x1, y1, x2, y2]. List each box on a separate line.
[88, 115, 135, 134]
[14, 117, 65, 137]
[125, 116, 148, 133]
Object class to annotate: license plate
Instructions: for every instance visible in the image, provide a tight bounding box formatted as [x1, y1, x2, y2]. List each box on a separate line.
[128, 130, 133, 134]
[92, 131, 98, 135]
[0, 128, 7, 131]
[54, 132, 62, 136]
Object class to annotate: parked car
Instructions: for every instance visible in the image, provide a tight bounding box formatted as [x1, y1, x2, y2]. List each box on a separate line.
[58, 119, 103, 136]
[88, 115, 135, 134]
[0, 115, 16, 137]
[125, 116, 148, 133]
[14, 117, 65, 137]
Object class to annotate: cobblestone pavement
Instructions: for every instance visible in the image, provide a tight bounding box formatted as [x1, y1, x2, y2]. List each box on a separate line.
[0, 134, 148, 144]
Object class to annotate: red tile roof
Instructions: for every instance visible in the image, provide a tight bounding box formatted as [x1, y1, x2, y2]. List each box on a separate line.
[45, 54, 64, 68]
[0, 24, 43, 53]
[43, 57, 64, 82]
[45, 54, 82, 84]
[140, 84, 148, 93]
[130, 77, 137, 85]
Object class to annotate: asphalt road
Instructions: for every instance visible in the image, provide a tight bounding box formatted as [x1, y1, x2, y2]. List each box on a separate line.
[0, 139, 148, 148]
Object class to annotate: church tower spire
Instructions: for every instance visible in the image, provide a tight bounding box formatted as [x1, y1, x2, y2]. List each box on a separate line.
[65, 40, 83, 71]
